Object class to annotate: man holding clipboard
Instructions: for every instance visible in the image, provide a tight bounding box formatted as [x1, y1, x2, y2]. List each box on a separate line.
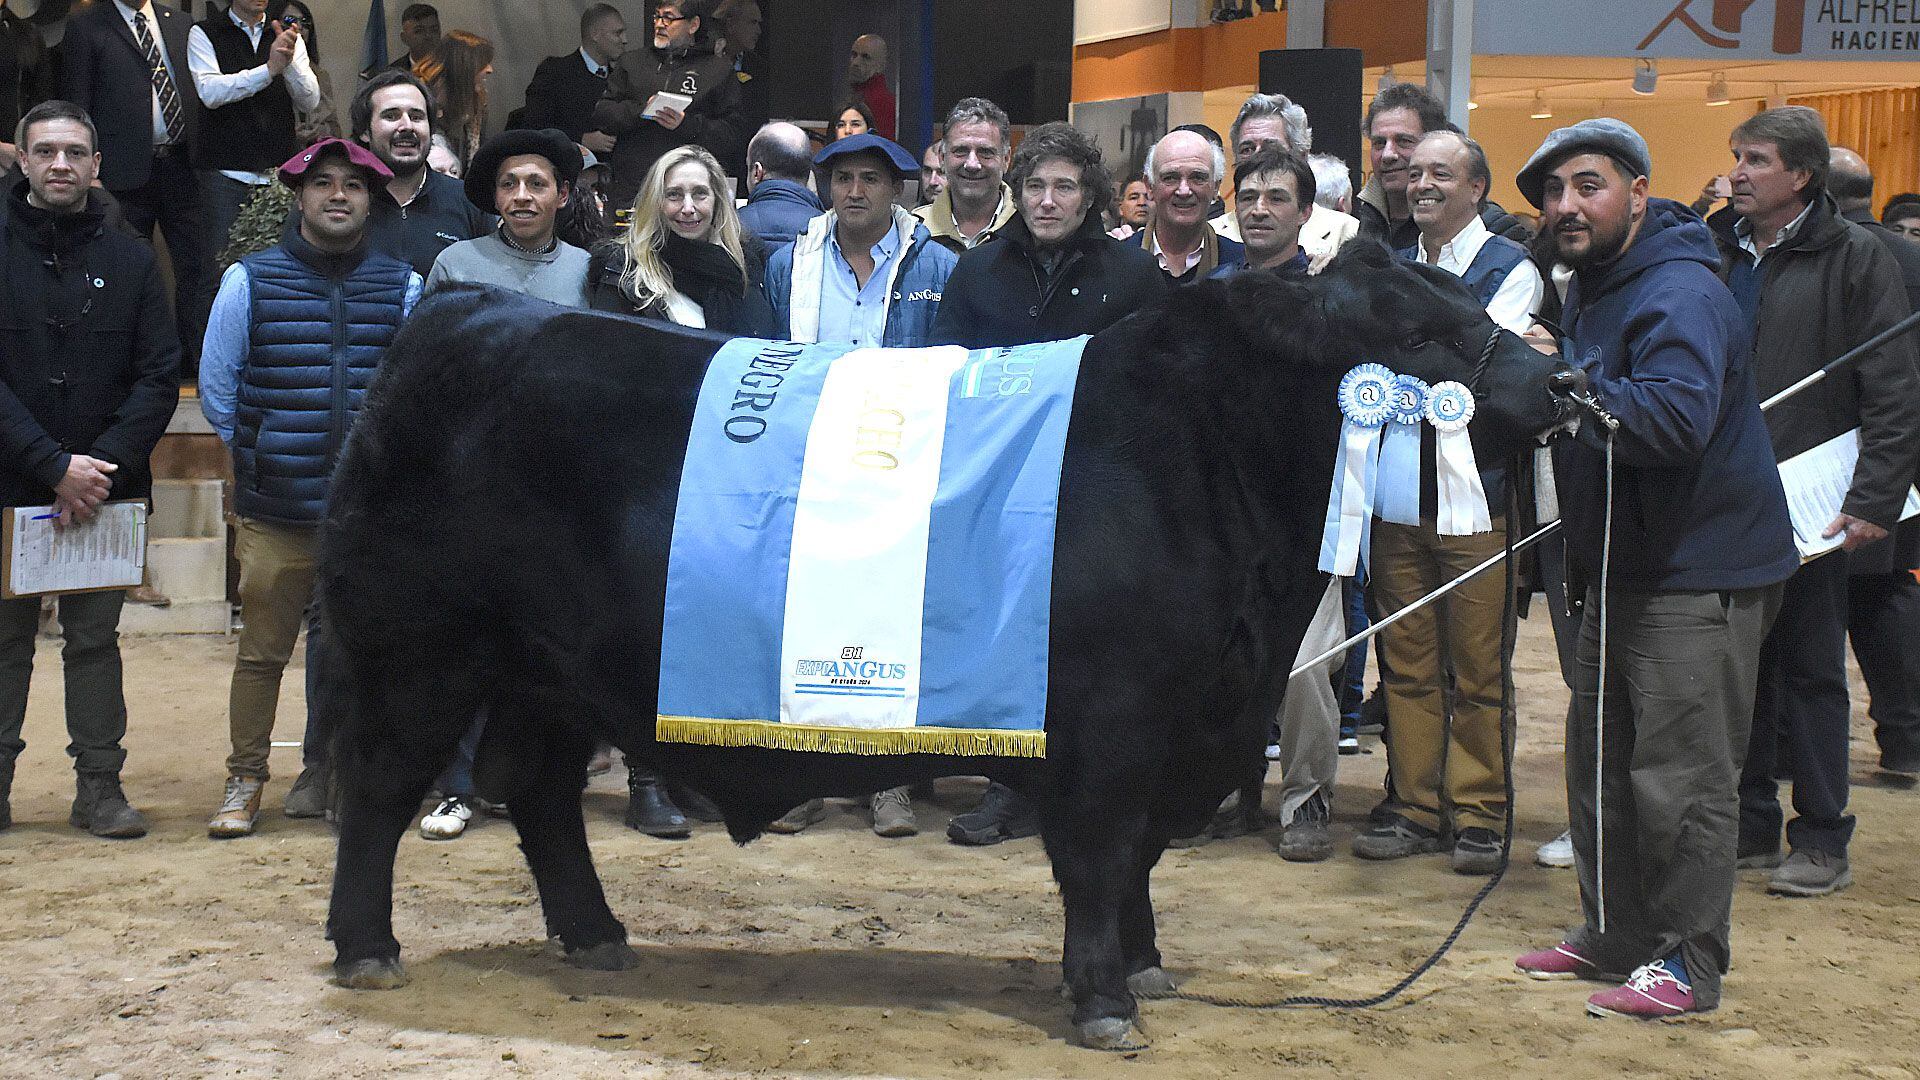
[590, 0, 746, 211]
[1715, 107, 1920, 898]
[0, 101, 180, 838]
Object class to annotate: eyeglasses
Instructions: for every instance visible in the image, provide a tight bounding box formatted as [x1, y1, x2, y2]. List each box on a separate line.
[652, 12, 689, 24]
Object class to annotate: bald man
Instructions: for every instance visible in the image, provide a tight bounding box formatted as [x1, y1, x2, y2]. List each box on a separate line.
[739, 121, 823, 250]
[1827, 145, 1920, 783]
[848, 34, 895, 139]
[1140, 129, 1241, 284]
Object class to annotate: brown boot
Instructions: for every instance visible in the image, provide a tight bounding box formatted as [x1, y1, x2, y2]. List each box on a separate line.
[208, 775, 264, 838]
[71, 772, 148, 838]
[126, 583, 171, 608]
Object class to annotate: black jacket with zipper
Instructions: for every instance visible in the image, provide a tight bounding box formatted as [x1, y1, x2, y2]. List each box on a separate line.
[929, 212, 1166, 349]
[0, 181, 179, 509]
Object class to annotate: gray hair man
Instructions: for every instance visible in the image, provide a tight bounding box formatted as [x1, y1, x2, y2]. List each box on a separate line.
[1719, 106, 1920, 897]
[914, 97, 1015, 252]
[1140, 128, 1239, 283]
[1212, 92, 1361, 260]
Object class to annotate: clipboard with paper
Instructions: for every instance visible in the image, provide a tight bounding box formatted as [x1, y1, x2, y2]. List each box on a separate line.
[1, 500, 147, 598]
[1776, 428, 1920, 563]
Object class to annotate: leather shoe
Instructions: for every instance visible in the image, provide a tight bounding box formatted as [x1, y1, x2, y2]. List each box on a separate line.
[624, 768, 690, 838]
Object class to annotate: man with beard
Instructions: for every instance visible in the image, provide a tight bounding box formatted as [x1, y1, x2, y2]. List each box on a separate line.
[0, 101, 179, 839]
[345, 70, 492, 277]
[202, 137, 422, 837]
[1510, 118, 1796, 1020]
[915, 97, 1016, 254]
[592, 0, 746, 210]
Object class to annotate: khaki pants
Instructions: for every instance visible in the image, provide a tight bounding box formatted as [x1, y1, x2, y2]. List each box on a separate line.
[226, 518, 319, 780]
[1372, 517, 1513, 834]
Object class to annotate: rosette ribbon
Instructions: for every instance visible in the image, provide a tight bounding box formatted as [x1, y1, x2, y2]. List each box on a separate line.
[1375, 374, 1430, 527]
[1318, 364, 1396, 576]
[1426, 380, 1493, 535]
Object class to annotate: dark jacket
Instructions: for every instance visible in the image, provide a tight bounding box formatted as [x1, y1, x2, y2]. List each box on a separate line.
[282, 168, 493, 278]
[59, 0, 203, 189]
[1840, 204, 1920, 573]
[233, 235, 412, 524]
[929, 213, 1167, 349]
[591, 44, 746, 208]
[1554, 198, 1797, 593]
[736, 177, 821, 252]
[0, 183, 180, 508]
[521, 50, 608, 143]
[1139, 224, 1242, 285]
[1716, 194, 1920, 534]
[587, 234, 774, 337]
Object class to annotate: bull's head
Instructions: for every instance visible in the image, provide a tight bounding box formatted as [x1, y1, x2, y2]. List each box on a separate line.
[1301, 242, 1577, 455]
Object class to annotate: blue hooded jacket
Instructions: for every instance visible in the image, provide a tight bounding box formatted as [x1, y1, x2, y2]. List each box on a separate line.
[737, 178, 823, 252]
[1553, 198, 1798, 592]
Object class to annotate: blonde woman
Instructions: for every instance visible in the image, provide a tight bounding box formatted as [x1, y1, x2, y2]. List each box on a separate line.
[588, 144, 772, 335]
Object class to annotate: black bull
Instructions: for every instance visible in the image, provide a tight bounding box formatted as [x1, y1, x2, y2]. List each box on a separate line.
[318, 243, 1571, 1050]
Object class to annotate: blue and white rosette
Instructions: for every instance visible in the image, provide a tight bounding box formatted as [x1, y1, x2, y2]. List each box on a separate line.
[1426, 380, 1493, 536]
[1318, 364, 1396, 576]
[1375, 374, 1430, 527]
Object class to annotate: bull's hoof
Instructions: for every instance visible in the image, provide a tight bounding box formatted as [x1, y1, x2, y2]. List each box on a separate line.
[1127, 966, 1179, 999]
[1076, 1017, 1151, 1051]
[334, 956, 409, 990]
[565, 941, 639, 972]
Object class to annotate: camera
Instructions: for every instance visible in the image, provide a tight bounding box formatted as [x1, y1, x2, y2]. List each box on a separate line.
[280, 14, 301, 29]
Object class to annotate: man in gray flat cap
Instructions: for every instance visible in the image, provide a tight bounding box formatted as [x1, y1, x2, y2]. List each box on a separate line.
[1508, 118, 1797, 1021]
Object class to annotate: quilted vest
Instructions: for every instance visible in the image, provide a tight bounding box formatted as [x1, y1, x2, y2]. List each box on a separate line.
[233, 239, 412, 524]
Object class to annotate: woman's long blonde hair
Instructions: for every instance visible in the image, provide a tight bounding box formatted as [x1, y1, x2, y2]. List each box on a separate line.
[620, 145, 748, 308]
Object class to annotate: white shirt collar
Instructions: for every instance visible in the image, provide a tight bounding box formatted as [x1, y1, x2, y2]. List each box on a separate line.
[1736, 198, 1816, 262]
[1419, 213, 1490, 273]
[230, 6, 265, 34]
[114, 0, 151, 20]
[1149, 226, 1205, 274]
[580, 48, 607, 77]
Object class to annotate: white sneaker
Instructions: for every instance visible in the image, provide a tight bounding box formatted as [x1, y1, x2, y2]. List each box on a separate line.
[1536, 829, 1575, 868]
[420, 796, 474, 840]
[1263, 743, 1282, 761]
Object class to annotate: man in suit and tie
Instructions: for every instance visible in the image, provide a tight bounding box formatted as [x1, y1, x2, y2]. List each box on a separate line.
[60, 0, 211, 373]
[520, 3, 624, 155]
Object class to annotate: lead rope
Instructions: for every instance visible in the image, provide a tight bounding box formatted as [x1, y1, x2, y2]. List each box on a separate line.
[1165, 449, 1522, 1011]
[1594, 430, 1615, 933]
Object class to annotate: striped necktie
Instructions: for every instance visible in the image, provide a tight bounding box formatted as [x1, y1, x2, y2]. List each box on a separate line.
[130, 7, 185, 144]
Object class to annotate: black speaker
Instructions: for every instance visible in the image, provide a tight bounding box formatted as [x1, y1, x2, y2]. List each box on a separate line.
[1257, 48, 1364, 177]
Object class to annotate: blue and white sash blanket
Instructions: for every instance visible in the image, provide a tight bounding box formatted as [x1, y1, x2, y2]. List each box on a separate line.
[655, 336, 1088, 758]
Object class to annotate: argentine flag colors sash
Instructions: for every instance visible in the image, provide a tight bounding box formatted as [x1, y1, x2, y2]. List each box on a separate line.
[655, 336, 1087, 758]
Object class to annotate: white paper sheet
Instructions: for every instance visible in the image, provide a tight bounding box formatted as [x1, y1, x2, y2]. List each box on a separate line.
[5, 502, 146, 596]
[1776, 428, 1920, 562]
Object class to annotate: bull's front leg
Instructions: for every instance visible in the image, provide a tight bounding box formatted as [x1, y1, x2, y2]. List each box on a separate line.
[328, 732, 439, 988]
[1119, 834, 1177, 999]
[1044, 797, 1151, 1050]
[504, 722, 636, 972]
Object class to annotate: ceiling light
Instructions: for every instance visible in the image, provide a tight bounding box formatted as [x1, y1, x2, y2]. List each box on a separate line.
[1531, 91, 1553, 120]
[1378, 67, 1397, 95]
[1632, 59, 1657, 95]
[1707, 72, 1730, 106]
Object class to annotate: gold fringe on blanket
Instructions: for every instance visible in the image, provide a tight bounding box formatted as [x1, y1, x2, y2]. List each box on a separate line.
[656, 715, 1047, 758]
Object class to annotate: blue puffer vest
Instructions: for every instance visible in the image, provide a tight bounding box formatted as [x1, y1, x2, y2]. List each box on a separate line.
[1396, 232, 1531, 307]
[233, 237, 413, 524]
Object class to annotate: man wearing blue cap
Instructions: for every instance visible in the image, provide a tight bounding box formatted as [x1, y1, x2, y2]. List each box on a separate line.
[764, 132, 956, 352]
[761, 132, 955, 837]
[1508, 118, 1796, 1020]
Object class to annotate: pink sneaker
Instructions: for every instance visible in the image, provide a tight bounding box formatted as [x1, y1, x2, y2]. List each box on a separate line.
[1585, 960, 1697, 1019]
[1514, 941, 1600, 981]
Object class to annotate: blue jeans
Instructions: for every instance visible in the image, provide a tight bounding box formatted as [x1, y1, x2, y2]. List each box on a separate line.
[434, 713, 486, 797]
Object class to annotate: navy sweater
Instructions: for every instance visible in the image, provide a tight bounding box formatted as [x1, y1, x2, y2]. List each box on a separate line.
[1553, 199, 1798, 592]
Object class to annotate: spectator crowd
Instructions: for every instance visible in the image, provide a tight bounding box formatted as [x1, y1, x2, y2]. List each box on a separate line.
[0, 0, 1917, 1027]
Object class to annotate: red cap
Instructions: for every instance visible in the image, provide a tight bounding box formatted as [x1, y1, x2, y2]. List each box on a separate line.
[277, 138, 394, 188]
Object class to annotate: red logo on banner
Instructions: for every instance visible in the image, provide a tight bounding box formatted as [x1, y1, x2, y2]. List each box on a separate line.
[1638, 0, 1805, 54]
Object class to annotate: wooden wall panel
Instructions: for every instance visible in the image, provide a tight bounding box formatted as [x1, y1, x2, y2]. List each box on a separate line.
[1791, 87, 1920, 215]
